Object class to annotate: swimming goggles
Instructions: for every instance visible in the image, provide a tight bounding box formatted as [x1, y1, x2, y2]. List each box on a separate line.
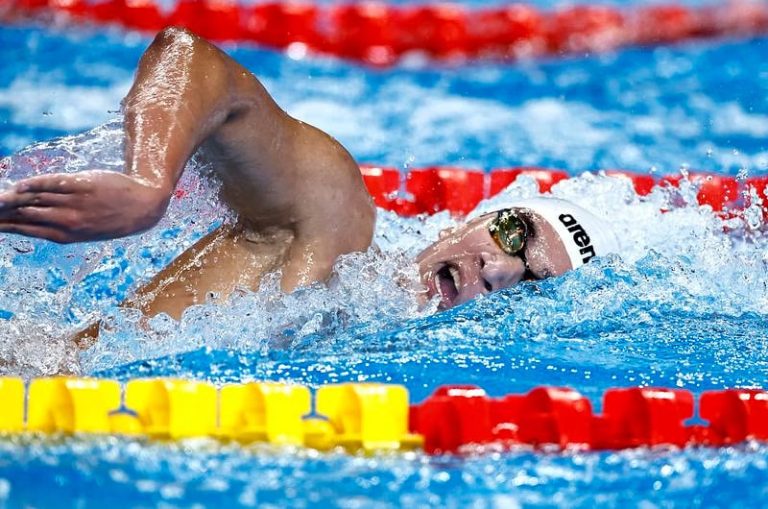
[488, 208, 529, 258]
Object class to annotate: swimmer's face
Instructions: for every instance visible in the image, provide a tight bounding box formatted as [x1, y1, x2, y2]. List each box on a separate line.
[416, 209, 573, 309]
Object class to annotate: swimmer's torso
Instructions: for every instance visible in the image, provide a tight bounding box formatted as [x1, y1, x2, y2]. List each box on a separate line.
[127, 223, 295, 320]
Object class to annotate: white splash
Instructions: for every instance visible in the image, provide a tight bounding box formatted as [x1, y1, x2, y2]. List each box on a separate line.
[1, 118, 767, 376]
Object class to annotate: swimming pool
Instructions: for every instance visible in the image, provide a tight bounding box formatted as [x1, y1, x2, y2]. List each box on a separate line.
[1, 3, 768, 506]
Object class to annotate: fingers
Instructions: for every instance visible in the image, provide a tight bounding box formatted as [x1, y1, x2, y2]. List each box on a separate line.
[0, 173, 93, 211]
[0, 190, 34, 210]
[9, 206, 74, 225]
[0, 191, 70, 212]
[14, 174, 86, 194]
[0, 223, 70, 243]
[0, 205, 81, 243]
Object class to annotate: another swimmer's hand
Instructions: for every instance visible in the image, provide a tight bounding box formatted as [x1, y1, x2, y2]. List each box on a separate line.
[0, 170, 170, 243]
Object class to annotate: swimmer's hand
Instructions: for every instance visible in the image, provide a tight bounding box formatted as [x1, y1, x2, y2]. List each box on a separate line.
[0, 170, 169, 243]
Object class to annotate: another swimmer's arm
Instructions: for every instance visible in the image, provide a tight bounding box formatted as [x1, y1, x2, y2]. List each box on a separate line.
[0, 27, 292, 242]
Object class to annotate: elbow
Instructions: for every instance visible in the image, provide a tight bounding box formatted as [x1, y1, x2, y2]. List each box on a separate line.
[152, 26, 199, 49]
[144, 26, 232, 98]
[145, 27, 210, 65]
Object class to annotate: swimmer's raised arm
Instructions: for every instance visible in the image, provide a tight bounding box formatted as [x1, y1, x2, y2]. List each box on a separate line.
[0, 27, 231, 241]
[0, 27, 375, 288]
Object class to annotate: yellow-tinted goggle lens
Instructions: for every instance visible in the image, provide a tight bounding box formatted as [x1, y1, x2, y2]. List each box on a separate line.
[488, 209, 528, 256]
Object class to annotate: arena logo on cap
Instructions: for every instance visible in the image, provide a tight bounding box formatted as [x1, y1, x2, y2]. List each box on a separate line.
[558, 214, 596, 264]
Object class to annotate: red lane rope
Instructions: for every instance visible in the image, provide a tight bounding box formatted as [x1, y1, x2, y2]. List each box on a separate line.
[5, 0, 768, 65]
[411, 385, 768, 453]
[357, 165, 767, 217]
[5, 152, 765, 216]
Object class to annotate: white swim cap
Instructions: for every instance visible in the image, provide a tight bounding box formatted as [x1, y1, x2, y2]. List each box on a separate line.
[502, 197, 620, 269]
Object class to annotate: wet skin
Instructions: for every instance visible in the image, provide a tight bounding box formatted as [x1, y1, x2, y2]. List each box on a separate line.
[416, 211, 573, 309]
[0, 28, 574, 337]
[0, 27, 375, 321]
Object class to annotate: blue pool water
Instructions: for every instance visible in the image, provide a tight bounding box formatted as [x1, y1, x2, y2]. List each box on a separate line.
[1, 11, 768, 508]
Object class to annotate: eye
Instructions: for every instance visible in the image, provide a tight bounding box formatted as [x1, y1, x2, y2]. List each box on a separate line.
[507, 232, 525, 252]
[489, 209, 529, 256]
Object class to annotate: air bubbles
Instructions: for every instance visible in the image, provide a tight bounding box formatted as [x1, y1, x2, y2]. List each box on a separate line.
[10, 239, 33, 254]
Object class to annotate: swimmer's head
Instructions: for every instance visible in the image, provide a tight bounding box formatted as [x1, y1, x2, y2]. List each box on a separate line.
[416, 197, 620, 309]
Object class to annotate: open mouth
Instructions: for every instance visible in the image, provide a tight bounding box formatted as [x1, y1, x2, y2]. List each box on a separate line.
[434, 264, 460, 308]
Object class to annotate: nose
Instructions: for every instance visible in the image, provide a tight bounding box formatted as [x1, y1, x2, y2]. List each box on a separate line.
[480, 253, 527, 292]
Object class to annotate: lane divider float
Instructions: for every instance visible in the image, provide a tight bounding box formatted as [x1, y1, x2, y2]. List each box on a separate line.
[355, 165, 767, 217]
[1, 377, 767, 454]
[4, 152, 765, 217]
[4, 0, 768, 65]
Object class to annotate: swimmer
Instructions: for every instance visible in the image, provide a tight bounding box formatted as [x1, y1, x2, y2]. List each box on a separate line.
[0, 28, 618, 326]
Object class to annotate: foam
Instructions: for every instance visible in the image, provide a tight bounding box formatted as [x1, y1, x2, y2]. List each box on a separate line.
[0, 77, 130, 132]
[1, 127, 767, 378]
